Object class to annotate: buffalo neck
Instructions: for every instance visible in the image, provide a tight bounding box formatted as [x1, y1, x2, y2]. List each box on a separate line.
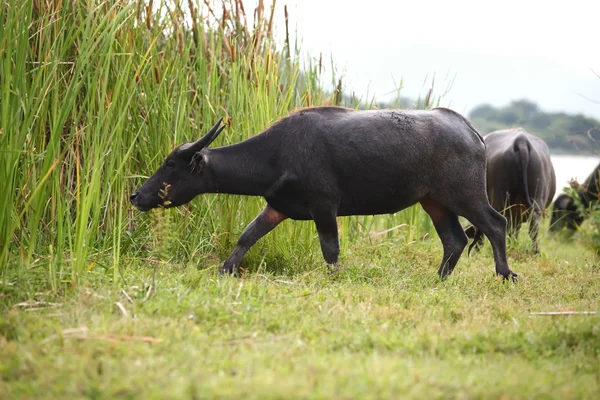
[203, 134, 280, 196]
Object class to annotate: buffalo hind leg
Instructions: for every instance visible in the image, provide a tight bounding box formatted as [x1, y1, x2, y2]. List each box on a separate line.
[460, 204, 517, 280]
[421, 199, 468, 278]
[221, 205, 287, 275]
[528, 213, 541, 254]
[311, 203, 340, 272]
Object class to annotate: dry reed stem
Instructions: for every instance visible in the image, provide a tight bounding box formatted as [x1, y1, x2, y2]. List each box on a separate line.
[14, 300, 62, 309]
[146, 0, 153, 30]
[284, 4, 290, 59]
[47, 327, 164, 344]
[121, 289, 135, 304]
[115, 301, 129, 317]
[531, 311, 596, 315]
[266, 0, 276, 39]
[371, 224, 408, 237]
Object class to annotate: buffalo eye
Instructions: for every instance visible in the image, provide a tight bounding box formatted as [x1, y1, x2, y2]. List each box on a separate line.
[166, 159, 176, 168]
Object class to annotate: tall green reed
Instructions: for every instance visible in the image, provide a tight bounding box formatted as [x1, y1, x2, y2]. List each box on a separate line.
[0, 0, 440, 287]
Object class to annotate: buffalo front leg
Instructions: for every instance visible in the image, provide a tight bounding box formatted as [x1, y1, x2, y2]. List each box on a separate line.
[311, 204, 340, 273]
[462, 204, 517, 280]
[221, 205, 287, 275]
[421, 199, 468, 278]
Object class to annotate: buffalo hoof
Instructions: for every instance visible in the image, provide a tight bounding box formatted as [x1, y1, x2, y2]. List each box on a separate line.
[220, 263, 237, 276]
[497, 270, 518, 282]
[437, 265, 454, 280]
[328, 263, 340, 275]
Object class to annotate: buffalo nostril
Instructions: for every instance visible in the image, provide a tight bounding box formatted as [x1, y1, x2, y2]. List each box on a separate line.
[130, 192, 138, 203]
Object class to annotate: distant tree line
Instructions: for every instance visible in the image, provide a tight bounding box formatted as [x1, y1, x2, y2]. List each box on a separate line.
[468, 100, 600, 155]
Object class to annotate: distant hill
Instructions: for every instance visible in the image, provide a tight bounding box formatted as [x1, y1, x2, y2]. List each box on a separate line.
[468, 100, 600, 155]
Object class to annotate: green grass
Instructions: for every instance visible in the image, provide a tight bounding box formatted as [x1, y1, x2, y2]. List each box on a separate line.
[1, 225, 598, 399]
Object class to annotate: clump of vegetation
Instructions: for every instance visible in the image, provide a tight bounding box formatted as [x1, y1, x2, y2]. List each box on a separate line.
[560, 184, 600, 255]
[586, 208, 600, 254]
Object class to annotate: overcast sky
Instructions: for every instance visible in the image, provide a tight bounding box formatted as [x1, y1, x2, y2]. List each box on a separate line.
[261, 0, 600, 118]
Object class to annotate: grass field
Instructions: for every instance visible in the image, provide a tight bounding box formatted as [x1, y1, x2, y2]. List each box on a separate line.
[1, 1, 599, 398]
[1, 224, 599, 399]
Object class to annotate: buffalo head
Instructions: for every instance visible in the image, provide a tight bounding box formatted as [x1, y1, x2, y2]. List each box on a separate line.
[130, 118, 225, 211]
[549, 193, 584, 232]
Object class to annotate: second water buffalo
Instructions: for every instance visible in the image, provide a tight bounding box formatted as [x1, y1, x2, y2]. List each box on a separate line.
[467, 128, 555, 253]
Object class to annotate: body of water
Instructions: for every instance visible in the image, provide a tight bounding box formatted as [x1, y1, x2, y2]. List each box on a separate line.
[550, 155, 600, 199]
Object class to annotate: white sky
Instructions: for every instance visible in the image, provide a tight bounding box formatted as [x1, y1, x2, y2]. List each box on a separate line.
[257, 0, 600, 118]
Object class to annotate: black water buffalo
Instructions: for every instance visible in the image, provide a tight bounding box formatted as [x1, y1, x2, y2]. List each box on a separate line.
[131, 107, 516, 280]
[550, 162, 600, 231]
[466, 128, 555, 254]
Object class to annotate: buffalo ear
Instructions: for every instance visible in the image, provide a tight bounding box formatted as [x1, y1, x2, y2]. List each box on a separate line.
[190, 151, 206, 174]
